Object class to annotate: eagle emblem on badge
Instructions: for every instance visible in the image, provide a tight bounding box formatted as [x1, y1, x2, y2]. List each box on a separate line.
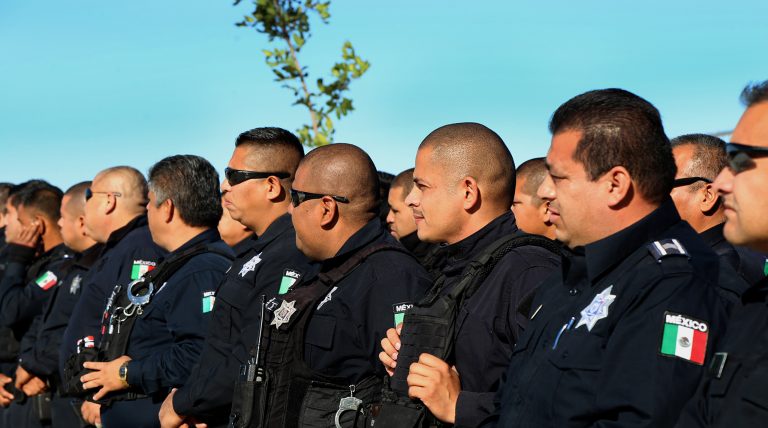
[576, 285, 616, 331]
[271, 300, 297, 329]
[239, 252, 262, 277]
[69, 275, 82, 295]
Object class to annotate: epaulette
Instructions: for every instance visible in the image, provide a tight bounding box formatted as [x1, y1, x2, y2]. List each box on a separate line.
[647, 239, 689, 263]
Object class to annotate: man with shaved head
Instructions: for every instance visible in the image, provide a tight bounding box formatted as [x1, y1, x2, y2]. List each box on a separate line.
[227, 143, 431, 426]
[159, 127, 316, 428]
[512, 158, 556, 239]
[59, 166, 165, 426]
[378, 123, 560, 427]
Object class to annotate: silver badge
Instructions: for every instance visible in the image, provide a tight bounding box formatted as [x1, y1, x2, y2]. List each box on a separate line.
[271, 300, 297, 329]
[239, 252, 262, 277]
[576, 285, 616, 331]
[69, 275, 82, 295]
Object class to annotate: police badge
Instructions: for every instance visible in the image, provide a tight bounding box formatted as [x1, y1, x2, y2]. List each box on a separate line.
[271, 300, 297, 329]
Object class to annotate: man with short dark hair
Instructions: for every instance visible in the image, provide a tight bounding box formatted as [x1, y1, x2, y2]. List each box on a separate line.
[512, 158, 556, 239]
[378, 123, 560, 427]
[0, 182, 14, 282]
[675, 80, 768, 427]
[227, 143, 431, 426]
[669, 134, 766, 287]
[0, 180, 74, 428]
[59, 166, 166, 426]
[79, 155, 233, 428]
[159, 127, 316, 428]
[492, 89, 730, 427]
[385, 168, 438, 265]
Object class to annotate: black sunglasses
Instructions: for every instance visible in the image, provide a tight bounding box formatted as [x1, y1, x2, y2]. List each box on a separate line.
[85, 188, 122, 201]
[224, 167, 290, 186]
[290, 188, 349, 208]
[725, 143, 768, 174]
[672, 177, 712, 188]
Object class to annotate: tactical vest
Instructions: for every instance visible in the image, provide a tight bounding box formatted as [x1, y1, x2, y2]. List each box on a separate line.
[63, 242, 233, 403]
[374, 233, 562, 428]
[228, 242, 411, 428]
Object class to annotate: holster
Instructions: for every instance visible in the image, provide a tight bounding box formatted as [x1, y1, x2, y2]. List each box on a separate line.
[229, 365, 270, 428]
[33, 391, 53, 424]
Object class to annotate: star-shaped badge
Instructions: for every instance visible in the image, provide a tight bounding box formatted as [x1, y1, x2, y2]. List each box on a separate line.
[239, 252, 263, 277]
[271, 300, 297, 329]
[576, 285, 616, 331]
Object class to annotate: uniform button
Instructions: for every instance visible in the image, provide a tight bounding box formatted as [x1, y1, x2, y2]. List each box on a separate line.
[569, 288, 578, 296]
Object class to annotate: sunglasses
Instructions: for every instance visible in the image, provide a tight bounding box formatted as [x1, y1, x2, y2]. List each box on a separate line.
[224, 167, 290, 186]
[672, 177, 712, 188]
[290, 188, 349, 208]
[85, 188, 122, 201]
[725, 142, 768, 174]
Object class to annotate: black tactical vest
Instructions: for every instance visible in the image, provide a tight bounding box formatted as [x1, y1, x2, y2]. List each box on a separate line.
[229, 242, 411, 428]
[374, 233, 562, 428]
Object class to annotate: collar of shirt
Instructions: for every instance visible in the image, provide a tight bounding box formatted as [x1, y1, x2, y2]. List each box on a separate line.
[74, 243, 106, 269]
[252, 213, 293, 253]
[322, 219, 389, 270]
[231, 235, 256, 256]
[439, 211, 520, 277]
[104, 214, 148, 253]
[579, 198, 681, 285]
[699, 223, 726, 249]
[171, 228, 222, 256]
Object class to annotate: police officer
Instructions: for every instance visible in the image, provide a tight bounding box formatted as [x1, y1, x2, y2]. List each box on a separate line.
[227, 143, 431, 427]
[78, 155, 233, 427]
[675, 81, 768, 427]
[378, 123, 561, 427]
[512, 157, 557, 239]
[159, 128, 315, 428]
[669, 133, 766, 288]
[0, 181, 74, 428]
[0, 182, 14, 283]
[490, 89, 732, 427]
[385, 168, 438, 266]
[14, 182, 101, 427]
[60, 166, 166, 426]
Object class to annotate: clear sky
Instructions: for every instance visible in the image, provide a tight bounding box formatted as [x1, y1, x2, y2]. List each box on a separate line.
[1, 0, 766, 189]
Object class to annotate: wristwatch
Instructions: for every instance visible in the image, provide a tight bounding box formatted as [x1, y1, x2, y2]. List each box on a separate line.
[118, 362, 129, 387]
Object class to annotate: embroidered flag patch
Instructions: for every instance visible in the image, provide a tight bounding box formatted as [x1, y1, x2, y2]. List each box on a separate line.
[392, 302, 413, 327]
[278, 269, 301, 295]
[130, 260, 156, 280]
[35, 271, 58, 290]
[202, 291, 216, 313]
[660, 311, 709, 365]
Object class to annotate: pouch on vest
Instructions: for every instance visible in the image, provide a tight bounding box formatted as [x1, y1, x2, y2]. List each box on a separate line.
[378, 234, 561, 427]
[61, 347, 99, 397]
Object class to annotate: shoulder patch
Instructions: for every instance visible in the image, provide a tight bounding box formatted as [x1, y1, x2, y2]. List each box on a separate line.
[660, 311, 708, 365]
[131, 260, 156, 280]
[647, 239, 689, 262]
[35, 271, 58, 290]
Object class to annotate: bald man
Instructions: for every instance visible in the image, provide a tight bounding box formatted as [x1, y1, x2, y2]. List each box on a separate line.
[377, 123, 561, 427]
[227, 143, 431, 427]
[512, 158, 557, 239]
[59, 166, 165, 426]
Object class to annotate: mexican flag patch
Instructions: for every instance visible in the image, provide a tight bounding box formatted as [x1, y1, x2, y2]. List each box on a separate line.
[660, 311, 709, 365]
[202, 291, 216, 313]
[130, 260, 156, 280]
[35, 271, 58, 290]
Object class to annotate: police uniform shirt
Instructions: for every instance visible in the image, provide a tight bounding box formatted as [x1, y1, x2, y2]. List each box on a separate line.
[492, 199, 731, 428]
[173, 214, 316, 426]
[435, 211, 561, 427]
[59, 215, 166, 380]
[675, 277, 768, 428]
[120, 229, 233, 395]
[18, 243, 103, 382]
[700, 223, 767, 288]
[304, 219, 432, 384]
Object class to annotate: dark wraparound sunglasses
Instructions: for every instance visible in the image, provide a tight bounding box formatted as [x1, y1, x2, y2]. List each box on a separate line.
[85, 188, 122, 201]
[672, 177, 712, 188]
[224, 167, 290, 186]
[290, 188, 349, 208]
[725, 143, 768, 174]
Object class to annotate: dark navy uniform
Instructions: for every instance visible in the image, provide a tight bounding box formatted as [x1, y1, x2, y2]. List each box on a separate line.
[18, 243, 103, 428]
[675, 278, 768, 427]
[0, 242, 74, 428]
[491, 200, 732, 428]
[100, 229, 233, 428]
[431, 212, 560, 427]
[302, 219, 432, 384]
[700, 223, 767, 287]
[60, 215, 166, 383]
[173, 214, 316, 428]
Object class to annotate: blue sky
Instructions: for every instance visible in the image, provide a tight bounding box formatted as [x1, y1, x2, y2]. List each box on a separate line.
[1, 0, 766, 189]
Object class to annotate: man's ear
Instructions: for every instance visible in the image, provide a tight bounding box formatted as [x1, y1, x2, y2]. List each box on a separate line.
[538, 200, 552, 225]
[604, 166, 632, 208]
[35, 215, 47, 236]
[162, 199, 174, 224]
[461, 177, 481, 211]
[318, 196, 339, 228]
[264, 176, 285, 201]
[699, 183, 720, 214]
[77, 215, 88, 237]
[104, 194, 118, 216]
